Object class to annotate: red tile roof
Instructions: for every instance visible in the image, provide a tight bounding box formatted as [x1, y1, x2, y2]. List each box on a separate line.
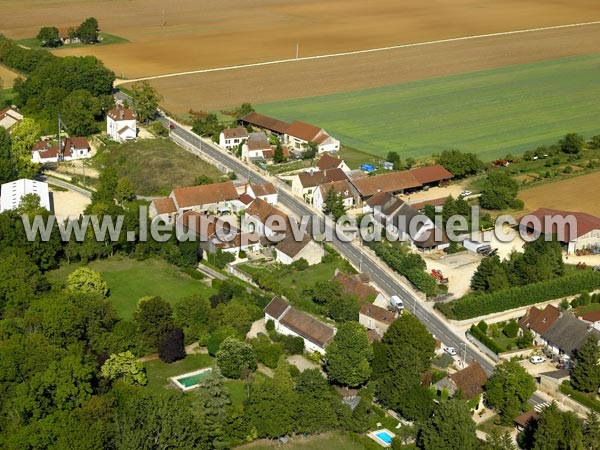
[577, 310, 600, 323]
[333, 271, 379, 302]
[410, 196, 452, 211]
[222, 127, 248, 140]
[264, 297, 290, 320]
[152, 197, 176, 215]
[285, 120, 324, 142]
[249, 182, 276, 197]
[522, 208, 600, 241]
[239, 193, 254, 205]
[518, 305, 560, 335]
[514, 410, 540, 429]
[318, 179, 355, 200]
[449, 361, 488, 400]
[410, 164, 453, 184]
[275, 232, 313, 258]
[351, 171, 421, 197]
[107, 105, 136, 121]
[245, 132, 271, 151]
[297, 168, 347, 188]
[279, 306, 335, 348]
[317, 153, 344, 170]
[32, 137, 90, 159]
[245, 198, 289, 230]
[360, 303, 396, 324]
[171, 181, 238, 209]
[239, 112, 290, 134]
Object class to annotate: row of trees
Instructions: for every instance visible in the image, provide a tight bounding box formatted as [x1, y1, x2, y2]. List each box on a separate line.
[471, 237, 564, 293]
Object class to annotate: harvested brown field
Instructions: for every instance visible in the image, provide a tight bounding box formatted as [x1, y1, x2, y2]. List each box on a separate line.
[0, 65, 20, 88]
[519, 171, 600, 217]
[131, 24, 600, 113]
[1, 0, 599, 78]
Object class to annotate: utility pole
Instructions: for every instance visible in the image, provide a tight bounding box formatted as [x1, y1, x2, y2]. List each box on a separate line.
[296, 43, 299, 60]
[459, 342, 467, 368]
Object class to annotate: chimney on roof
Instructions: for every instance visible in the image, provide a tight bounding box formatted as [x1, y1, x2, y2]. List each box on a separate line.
[120, 109, 125, 120]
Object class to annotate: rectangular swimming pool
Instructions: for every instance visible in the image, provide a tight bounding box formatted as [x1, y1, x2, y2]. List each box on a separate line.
[375, 431, 393, 444]
[170, 368, 212, 391]
[369, 428, 396, 447]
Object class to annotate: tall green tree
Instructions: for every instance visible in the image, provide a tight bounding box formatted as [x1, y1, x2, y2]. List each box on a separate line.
[418, 399, 478, 450]
[77, 17, 99, 43]
[10, 118, 41, 177]
[486, 429, 517, 450]
[470, 255, 509, 293]
[36, 27, 62, 47]
[326, 321, 373, 387]
[60, 89, 103, 135]
[323, 186, 346, 220]
[386, 151, 401, 169]
[195, 367, 231, 441]
[67, 267, 109, 298]
[295, 369, 338, 434]
[0, 127, 15, 183]
[273, 141, 285, 163]
[101, 351, 148, 385]
[480, 171, 520, 210]
[559, 133, 585, 154]
[215, 337, 257, 379]
[133, 296, 175, 349]
[485, 359, 536, 420]
[571, 334, 600, 393]
[532, 402, 584, 450]
[437, 149, 482, 178]
[583, 411, 600, 450]
[130, 81, 162, 123]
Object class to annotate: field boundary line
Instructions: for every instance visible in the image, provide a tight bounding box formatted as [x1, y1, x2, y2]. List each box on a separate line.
[116, 20, 600, 84]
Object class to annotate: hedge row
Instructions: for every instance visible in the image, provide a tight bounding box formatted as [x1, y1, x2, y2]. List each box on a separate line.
[437, 271, 600, 320]
[559, 381, 600, 413]
[469, 325, 503, 354]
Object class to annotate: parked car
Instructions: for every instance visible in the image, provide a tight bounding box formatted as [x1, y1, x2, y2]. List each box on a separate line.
[530, 356, 546, 364]
[460, 190, 473, 197]
[169, 124, 176, 130]
[443, 346, 457, 356]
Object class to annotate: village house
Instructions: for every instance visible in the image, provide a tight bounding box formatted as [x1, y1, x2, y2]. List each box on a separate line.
[316, 153, 351, 172]
[312, 179, 358, 212]
[366, 192, 449, 251]
[433, 361, 488, 412]
[31, 137, 91, 163]
[540, 313, 600, 366]
[240, 132, 272, 162]
[514, 410, 540, 432]
[219, 127, 248, 151]
[107, 105, 137, 142]
[331, 270, 385, 303]
[351, 171, 422, 201]
[518, 304, 560, 346]
[519, 208, 600, 254]
[58, 26, 80, 44]
[148, 197, 177, 225]
[0, 107, 23, 131]
[576, 310, 600, 331]
[150, 180, 240, 218]
[264, 297, 336, 354]
[0, 178, 51, 213]
[275, 232, 325, 266]
[246, 182, 278, 206]
[284, 120, 340, 154]
[238, 112, 290, 138]
[538, 369, 570, 395]
[359, 303, 397, 340]
[242, 197, 290, 239]
[291, 168, 347, 203]
[178, 210, 261, 255]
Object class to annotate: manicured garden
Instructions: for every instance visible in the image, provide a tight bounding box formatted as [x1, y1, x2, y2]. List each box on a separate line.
[48, 257, 217, 319]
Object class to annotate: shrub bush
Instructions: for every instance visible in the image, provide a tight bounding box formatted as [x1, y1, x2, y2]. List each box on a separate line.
[158, 327, 186, 363]
[477, 320, 488, 334]
[469, 325, 503, 354]
[265, 319, 275, 331]
[437, 271, 600, 319]
[503, 320, 519, 338]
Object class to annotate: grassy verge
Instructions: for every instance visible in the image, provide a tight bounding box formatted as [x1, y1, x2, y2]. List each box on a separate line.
[257, 53, 600, 161]
[94, 138, 226, 196]
[144, 353, 213, 393]
[47, 257, 217, 319]
[17, 32, 128, 50]
[238, 432, 367, 450]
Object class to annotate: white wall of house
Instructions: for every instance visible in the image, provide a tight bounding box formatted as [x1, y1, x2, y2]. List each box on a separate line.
[219, 133, 246, 151]
[107, 116, 137, 142]
[317, 137, 341, 153]
[265, 312, 327, 354]
[574, 229, 600, 252]
[276, 240, 324, 266]
[242, 213, 278, 238]
[246, 186, 278, 206]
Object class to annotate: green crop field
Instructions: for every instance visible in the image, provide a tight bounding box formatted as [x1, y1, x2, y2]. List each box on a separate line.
[257, 53, 600, 162]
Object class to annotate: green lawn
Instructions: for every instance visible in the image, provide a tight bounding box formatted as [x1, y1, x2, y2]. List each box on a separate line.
[17, 32, 128, 50]
[48, 257, 217, 319]
[575, 303, 600, 315]
[95, 138, 227, 196]
[238, 432, 367, 450]
[144, 353, 213, 393]
[257, 53, 600, 162]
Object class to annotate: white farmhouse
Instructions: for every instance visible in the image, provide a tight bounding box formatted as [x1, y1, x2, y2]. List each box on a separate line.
[219, 127, 248, 151]
[31, 137, 91, 163]
[264, 297, 336, 354]
[107, 106, 137, 142]
[284, 120, 340, 154]
[246, 182, 278, 206]
[0, 178, 50, 212]
[275, 232, 325, 266]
